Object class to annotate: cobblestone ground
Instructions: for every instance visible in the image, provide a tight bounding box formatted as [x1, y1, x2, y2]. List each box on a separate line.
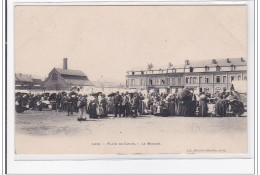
[15, 110, 247, 154]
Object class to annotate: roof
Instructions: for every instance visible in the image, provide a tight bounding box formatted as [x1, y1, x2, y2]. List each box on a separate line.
[186, 58, 247, 68]
[92, 81, 125, 88]
[55, 68, 87, 77]
[63, 78, 93, 86]
[128, 58, 247, 71]
[15, 73, 33, 82]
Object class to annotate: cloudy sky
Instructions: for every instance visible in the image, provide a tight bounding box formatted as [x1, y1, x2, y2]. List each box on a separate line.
[15, 5, 247, 82]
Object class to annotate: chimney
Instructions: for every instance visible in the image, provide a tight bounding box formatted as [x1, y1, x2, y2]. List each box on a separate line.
[185, 60, 190, 66]
[241, 57, 245, 62]
[212, 59, 217, 64]
[63, 58, 68, 70]
[226, 58, 230, 63]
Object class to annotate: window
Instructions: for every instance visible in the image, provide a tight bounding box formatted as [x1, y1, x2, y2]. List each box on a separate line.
[161, 79, 165, 85]
[172, 77, 175, 85]
[132, 72, 135, 75]
[178, 77, 181, 85]
[140, 79, 143, 86]
[205, 66, 209, 72]
[157, 78, 160, 85]
[149, 79, 153, 85]
[131, 79, 135, 86]
[216, 76, 220, 83]
[231, 65, 236, 71]
[52, 73, 58, 81]
[186, 77, 189, 84]
[216, 66, 220, 71]
[238, 75, 241, 80]
[199, 77, 202, 83]
[167, 78, 170, 85]
[190, 77, 193, 84]
[244, 76, 247, 80]
[126, 80, 128, 86]
[141, 71, 144, 75]
[223, 76, 227, 83]
[190, 67, 194, 72]
[231, 76, 235, 82]
[205, 77, 209, 84]
[193, 77, 197, 83]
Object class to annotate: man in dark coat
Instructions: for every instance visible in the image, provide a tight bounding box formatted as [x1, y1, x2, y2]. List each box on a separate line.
[67, 95, 74, 116]
[132, 94, 140, 118]
[101, 95, 108, 117]
[114, 91, 122, 117]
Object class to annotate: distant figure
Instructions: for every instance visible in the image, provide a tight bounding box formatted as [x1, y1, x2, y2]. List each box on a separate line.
[215, 96, 224, 116]
[114, 91, 122, 117]
[199, 93, 208, 117]
[67, 95, 74, 116]
[132, 94, 140, 118]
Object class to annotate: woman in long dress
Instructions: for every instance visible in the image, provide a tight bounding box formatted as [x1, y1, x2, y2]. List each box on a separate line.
[199, 94, 208, 117]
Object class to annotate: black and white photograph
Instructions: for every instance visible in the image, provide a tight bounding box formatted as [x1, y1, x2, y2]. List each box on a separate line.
[14, 5, 248, 155]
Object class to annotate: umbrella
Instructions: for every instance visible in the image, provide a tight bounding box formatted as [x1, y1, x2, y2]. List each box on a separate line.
[108, 93, 116, 97]
[69, 91, 78, 96]
[49, 93, 57, 101]
[177, 89, 191, 101]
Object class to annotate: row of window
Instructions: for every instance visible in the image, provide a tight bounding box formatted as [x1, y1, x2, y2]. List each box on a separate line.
[128, 77, 183, 86]
[127, 74, 247, 86]
[185, 75, 247, 84]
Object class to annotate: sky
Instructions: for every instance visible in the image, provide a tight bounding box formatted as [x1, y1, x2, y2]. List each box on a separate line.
[15, 5, 247, 82]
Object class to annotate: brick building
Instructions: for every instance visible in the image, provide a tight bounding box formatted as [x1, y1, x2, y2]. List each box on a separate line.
[42, 58, 93, 91]
[126, 58, 247, 94]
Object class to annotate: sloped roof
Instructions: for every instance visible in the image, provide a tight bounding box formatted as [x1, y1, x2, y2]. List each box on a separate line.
[186, 58, 247, 68]
[128, 58, 247, 71]
[55, 68, 87, 77]
[15, 73, 33, 82]
[63, 78, 93, 86]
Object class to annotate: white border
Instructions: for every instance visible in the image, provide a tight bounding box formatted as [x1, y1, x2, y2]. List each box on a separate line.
[6, 0, 256, 174]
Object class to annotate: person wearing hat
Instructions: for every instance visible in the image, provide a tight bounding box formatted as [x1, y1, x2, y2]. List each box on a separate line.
[101, 94, 108, 117]
[114, 91, 122, 117]
[132, 94, 140, 118]
[198, 93, 208, 117]
[67, 95, 74, 116]
[77, 96, 87, 121]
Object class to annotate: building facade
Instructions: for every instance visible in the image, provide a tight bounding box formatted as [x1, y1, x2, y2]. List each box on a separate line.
[15, 73, 44, 91]
[42, 58, 93, 91]
[126, 58, 247, 94]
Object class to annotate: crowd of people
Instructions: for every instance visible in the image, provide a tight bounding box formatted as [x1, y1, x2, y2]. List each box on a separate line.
[15, 87, 245, 120]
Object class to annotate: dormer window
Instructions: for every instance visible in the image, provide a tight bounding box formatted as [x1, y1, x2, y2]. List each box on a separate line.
[216, 65, 220, 71]
[205, 66, 209, 72]
[231, 65, 236, 71]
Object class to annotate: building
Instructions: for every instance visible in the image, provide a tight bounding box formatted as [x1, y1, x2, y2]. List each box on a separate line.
[15, 73, 44, 91]
[42, 58, 93, 91]
[126, 58, 247, 94]
[91, 81, 126, 94]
